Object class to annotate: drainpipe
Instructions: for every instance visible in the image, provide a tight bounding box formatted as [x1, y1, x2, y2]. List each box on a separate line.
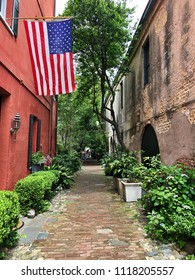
[49, 98, 53, 155]
[54, 0, 56, 16]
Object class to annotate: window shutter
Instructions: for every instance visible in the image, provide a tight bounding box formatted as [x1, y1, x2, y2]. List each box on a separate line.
[36, 119, 41, 152]
[28, 114, 34, 168]
[12, 0, 19, 37]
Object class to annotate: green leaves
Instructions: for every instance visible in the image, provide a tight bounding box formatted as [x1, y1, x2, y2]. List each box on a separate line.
[102, 152, 195, 245]
[0, 191, 20, 250]
[141, 156, 195, 245]
[101, 151, 139, 177]
[15, 171, 60, 215]
[57, 90, 107, 158]
[62, 0, 135, 151]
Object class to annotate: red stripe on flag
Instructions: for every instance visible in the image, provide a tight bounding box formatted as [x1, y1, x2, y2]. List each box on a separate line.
[24, 21, 39, 94]
[32, 22, 45, 95]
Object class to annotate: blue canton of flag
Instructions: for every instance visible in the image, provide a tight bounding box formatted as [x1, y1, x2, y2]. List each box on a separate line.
[47, 20, 73, 54]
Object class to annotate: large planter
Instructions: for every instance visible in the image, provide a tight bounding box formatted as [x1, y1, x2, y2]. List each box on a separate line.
[121, 180, 142, 202]
[117, 178, 128, 197]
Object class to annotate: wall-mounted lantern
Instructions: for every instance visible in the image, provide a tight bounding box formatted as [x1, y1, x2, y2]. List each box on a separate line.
[10, 113, 21, 141]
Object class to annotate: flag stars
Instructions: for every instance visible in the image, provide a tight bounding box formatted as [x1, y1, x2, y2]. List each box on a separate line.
[47, 20, 73, 54]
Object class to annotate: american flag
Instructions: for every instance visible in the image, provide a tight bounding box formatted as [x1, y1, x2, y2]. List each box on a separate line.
[24, 19, 76, 96]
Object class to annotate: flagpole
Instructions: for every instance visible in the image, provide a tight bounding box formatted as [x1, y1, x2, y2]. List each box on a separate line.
[6, 16, 73, 20]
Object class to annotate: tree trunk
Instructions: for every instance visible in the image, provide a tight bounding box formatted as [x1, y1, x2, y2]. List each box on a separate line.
[92, 70, 128, 152]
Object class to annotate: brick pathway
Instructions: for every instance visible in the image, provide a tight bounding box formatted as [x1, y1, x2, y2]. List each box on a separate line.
[32, 164, 147, 260]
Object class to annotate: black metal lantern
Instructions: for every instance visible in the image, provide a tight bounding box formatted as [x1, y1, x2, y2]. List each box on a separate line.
[10, 113, 21, 141]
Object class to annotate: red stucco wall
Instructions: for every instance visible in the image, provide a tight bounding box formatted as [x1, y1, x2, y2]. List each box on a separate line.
[0, 0, 57, 190]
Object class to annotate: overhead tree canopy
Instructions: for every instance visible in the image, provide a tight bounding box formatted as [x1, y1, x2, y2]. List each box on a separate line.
[62, 0, 136, 151]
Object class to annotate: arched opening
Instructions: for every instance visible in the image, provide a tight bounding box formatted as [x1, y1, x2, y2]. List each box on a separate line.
[141, 124, 160, 160]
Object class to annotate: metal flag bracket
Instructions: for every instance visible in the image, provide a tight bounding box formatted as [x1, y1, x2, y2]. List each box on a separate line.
[6, 16, 73, 21]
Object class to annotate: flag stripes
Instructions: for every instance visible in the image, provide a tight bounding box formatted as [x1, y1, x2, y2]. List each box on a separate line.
[24, 20, 75, 96]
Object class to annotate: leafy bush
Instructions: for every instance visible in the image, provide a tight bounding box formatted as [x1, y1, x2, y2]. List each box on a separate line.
[31, 151, 45, 164]
[46, 164, 74, 189]
[44, 151, 79, 189]
[0, 191, 20, 253]
[103, 152, 195, 246]
[101, 152, 118, 176]
[53, 150, 81, 173]
[15, 170, 59, 215]
[185, 254, 195, 260]
[101, 151, 139, 177]
[31, 170, 60, 199]
[140, 156, 195, 246]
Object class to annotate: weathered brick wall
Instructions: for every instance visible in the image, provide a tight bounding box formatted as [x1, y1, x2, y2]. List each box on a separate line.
[118, 0, 195, 165]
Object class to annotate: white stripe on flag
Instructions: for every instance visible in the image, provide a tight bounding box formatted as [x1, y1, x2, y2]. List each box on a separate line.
[43, 22, 53, 96]
[60, 54, 65, 94]
[53, 55, 58, 95]
[66, 53, 73, 93]
[35, 21, 47, 96]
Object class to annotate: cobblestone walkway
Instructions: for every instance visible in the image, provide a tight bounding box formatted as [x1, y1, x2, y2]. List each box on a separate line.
[33, 165, 147, 260]
[6, 165, 186, 260]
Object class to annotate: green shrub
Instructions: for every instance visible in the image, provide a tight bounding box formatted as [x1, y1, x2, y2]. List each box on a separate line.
[185, 254, 195, 260]
[101, 152, 118, 176]
[15, 171, 59, 215]
[45, 152, 77, 189]
[102, 152, 195, 246]
[140, 156, 195, 246]
[0, 191, 20, 251]
[46, 165, 74, 189]
[31, 170, 60, 200]
[52, 150, 81, 173]
[101, 151, 139, 177]
[31, 151, 45, 164]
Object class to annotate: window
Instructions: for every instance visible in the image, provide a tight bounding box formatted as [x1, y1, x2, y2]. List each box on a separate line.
[120, 81, 123, 110]
[0, 0, 20, 36]
[0, 0, 6, 17]
[143, 38, 150, 85]
[12, 0, 19, 36]
[28, 115, 42, 168]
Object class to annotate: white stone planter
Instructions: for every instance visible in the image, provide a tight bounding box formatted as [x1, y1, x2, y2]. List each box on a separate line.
[117, 178, 128, 197]
[121, 181, 142, 202]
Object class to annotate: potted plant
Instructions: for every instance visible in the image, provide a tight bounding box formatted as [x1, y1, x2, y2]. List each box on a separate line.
[121, 164, 144, 202]
[113, 152, 139, 195]
[31, 151, 45, 173]
[110, 159, 123, 190]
